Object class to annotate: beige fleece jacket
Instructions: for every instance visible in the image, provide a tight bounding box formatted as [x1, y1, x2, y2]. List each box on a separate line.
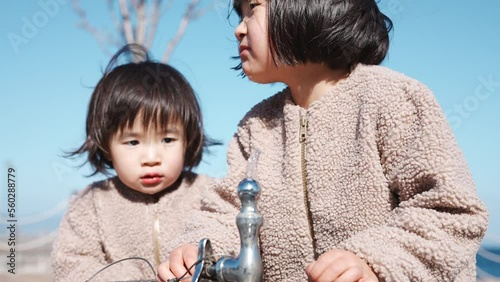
[184, 64, 488, 281]
[51, 172, 210, 282]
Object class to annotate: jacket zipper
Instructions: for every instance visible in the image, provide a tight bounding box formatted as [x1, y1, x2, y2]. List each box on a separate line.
[153, 204, 161, 266]
[300, 114, 318, 259]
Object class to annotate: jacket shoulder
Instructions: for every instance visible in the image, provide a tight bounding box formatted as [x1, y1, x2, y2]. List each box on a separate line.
[65, 178, 115, 212]
[350, 64, 436, 112]
[238, 88, 288, 127]
[356, 64, 432, 94]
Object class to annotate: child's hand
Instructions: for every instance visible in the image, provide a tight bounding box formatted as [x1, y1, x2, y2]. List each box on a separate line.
[306, 249, 378, 282]
[157, 244, 198, 281]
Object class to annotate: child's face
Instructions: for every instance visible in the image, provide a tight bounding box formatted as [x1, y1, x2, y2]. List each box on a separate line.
[108, 118, 185, 195]
[235, 0, 279, 83]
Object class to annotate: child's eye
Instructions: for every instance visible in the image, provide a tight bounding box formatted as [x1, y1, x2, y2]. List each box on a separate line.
[162, 138, 174, 143]
[249, 3, 260, 10]
[125, 140, 139, 146]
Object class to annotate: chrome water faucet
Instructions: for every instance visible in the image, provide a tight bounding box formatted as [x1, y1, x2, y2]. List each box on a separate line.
[192, 150, 263, 282]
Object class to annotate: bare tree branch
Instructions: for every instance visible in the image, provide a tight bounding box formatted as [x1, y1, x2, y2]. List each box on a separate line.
[119, 0, 135, 45]
[192, 0, 215, 19]
[135, 0, 147, 45]
[72, 0, 114, 56]
[107, 0, 122, 39]
[73, 0, 213, 62]
[162, 0, 199, 62]
[161, 0, 175, 17]
[144, 0, 163, 49]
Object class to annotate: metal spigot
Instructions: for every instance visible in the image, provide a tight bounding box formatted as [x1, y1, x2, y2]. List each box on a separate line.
[192, 151, 263, 282]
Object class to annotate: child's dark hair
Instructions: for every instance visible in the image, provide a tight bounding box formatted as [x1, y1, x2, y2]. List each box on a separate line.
[233, 0, 393, 70]
[70, 44, 220, 175]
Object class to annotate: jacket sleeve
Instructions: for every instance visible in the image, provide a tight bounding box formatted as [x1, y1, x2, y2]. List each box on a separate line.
[51, 188, 144, 282]
[179, 132, 250, 256]
[338, 80, 489, 281]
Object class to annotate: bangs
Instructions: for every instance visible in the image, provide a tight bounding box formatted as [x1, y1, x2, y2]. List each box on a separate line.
[114, 94, 183, 135]
[103, 62, 189, 137]
[118, 107, 183, 135]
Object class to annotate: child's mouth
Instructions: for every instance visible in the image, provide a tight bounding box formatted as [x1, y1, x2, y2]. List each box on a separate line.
[140, 174, 163, 185]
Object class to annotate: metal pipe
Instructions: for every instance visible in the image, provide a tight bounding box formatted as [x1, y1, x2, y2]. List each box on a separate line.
[212, 177, 263, 282]
[192, 150, 263, 282]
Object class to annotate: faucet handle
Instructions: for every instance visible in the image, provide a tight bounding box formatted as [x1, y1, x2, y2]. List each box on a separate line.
[237, 178, 260, 199]
[191, 238, 217, 282]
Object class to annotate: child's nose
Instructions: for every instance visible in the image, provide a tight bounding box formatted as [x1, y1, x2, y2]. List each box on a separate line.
[141, 145, 161, 166]
[234, 20, 246, 42]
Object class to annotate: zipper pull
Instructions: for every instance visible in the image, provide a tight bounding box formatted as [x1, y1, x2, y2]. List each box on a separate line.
[300, 115, 308, 143]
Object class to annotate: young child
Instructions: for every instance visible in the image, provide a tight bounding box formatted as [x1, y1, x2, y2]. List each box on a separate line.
[51, 44, 219, 281]
[158, 0, 489, 281]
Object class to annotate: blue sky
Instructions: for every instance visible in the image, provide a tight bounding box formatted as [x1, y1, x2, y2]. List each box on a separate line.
[1, 0, 499, 247]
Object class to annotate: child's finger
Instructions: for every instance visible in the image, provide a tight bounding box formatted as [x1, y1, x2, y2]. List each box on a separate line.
[169, 250, 191, 278]
[306, 250, 344, 279]
[306, 260, 343, 281]
[334, 267, 363, 282]
[156, 244, 199, 281]
[182, 245, 199, 275]
[156, 260, 176, 280]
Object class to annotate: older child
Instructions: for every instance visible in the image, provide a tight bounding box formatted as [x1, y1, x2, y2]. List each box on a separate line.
[51, 44, 219, 281]
[158, 0, 489, 281]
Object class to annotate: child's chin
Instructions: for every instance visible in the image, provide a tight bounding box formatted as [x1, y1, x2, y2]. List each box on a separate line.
[140, 186, 166, 195]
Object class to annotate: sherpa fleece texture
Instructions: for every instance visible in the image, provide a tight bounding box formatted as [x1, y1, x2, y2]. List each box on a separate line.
[183, 64, 488, 281]
[51, 172, 210, 282]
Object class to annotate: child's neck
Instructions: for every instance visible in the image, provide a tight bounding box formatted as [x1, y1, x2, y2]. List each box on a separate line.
[285, 63, 349, 109]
